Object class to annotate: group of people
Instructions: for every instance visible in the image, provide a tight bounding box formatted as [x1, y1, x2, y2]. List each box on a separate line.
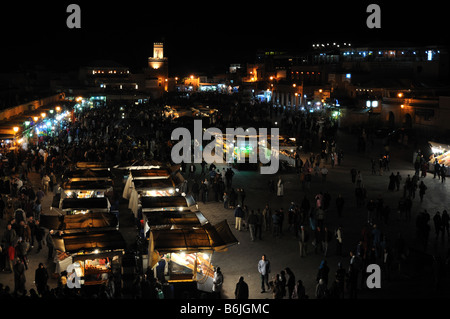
[0, 98, 184, 298]
[257, 254, 305, 299]
[0, 145, 59, 297]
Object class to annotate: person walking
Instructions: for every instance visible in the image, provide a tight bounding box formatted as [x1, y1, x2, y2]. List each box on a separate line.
[223, 192, 229, 209]
[45, 229, 55, 260]
[234, 276, 249, 299]
[419, 181, 427, 203]
[34, 219, 44, 252]
[35, 262, 49, 296]
[41, 174, 50, 195]
[316, 260, 330, 288]
[258, 255, 271, 293]
[262, 204, 271, 232]
[285, 267, 295, 299]
[433, 212, 443, 239]
[13, 257, 26, 296]
[277, 177, 284, 197]
[247, 210, 257, 241]
[298, 225, 309, 258]
[321, 166, 328, 183]
[16, 237, 29, 270]
[234, 205, 244, 231]
[395, 172, 402, 191]
[292, 280, 306, 299]
[2, 223, 17, 273]
[335, 225, 344, 256]
[315, 278, 327, 299]
[322, 226, 333, 257]
[212, 267, 224, 298]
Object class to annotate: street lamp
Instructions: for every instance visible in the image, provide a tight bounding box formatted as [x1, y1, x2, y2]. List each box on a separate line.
[13, 126, 19, 133]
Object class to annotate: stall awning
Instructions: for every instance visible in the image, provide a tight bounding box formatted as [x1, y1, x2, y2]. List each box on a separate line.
[61, 197, 110, 210]
[429, 141, 450, 152]
[129, 169, 171, 179]
[62, 179, 114, 190]
[63, 169, 113, 181]
[113, 159, 163, 170]
[75, 162, 112, 170]
[140, 195, 196, 212]
[133, 178, 175, 190]
[144, 210, 208, 230]
[39, 212, 118, 232]
[150, 219, 238, 253]
[52, 230, 127, 254]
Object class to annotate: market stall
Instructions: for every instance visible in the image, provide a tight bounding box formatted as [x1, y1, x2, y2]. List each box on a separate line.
[59, 197, 111, 215]
[62, 168, 114, 183]
[428, 141, 450, 175]
[147, 220, 238, 292]
[75, 162, 112, 170]
[143, 209, 208, 236]
[278, 136, 300, 167]
[40, 211, 119, 234]
[122, 168, 172, 200]
[61, 179, 114, 200]
[52, 230, 126, 286]
[140, 195, 197, 213]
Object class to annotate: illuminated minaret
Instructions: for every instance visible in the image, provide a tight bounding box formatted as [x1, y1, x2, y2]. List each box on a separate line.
[145, 42, 169, 96]
[148, 42, 167, 70]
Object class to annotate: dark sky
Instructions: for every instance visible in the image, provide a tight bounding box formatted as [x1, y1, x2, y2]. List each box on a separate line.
[1, 1, 448, 76]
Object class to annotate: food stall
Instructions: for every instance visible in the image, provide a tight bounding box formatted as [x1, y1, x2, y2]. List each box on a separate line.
[40, 211, 119, 233]
[59, 197, 111, 215]
[428, 141, 450, 175]
[74, 162, 112, 170]
[278, 136, 300, 167]
[39, 209, 126, 288]
[61, 179, 114, 200]
[52, 229, 126, 286]
[147, 220, 238, 292]
[127, 179, 179, 217]
[62, 168, 114, 183]
[143, 209, 208, 235]
[122, 168, 172, 200]
[140, 195, 197, 213]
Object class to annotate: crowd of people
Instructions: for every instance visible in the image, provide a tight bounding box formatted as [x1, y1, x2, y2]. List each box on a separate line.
[1, 93, 449, 300]
[0, 99, 181, 298]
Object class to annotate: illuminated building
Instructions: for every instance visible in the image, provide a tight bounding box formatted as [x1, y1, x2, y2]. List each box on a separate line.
[145, 42, 169, 98]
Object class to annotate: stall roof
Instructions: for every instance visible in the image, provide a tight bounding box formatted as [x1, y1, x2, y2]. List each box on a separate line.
[140, 195, 196, 211]
[130, 169, 171, 179]
[39, 212, 118, 232]
[114, 159, 163, 170]
[429, 141, 450, 151]
[150, 220, 238, 253]
[61, 197, 110, 210]
[75, 162, 112, 170]
[52, 230, 127, 254]
[144, 210, 208, 229]
[133, 178, 175, 190]
[63, 169, 113, 181]
[62, 179, 114, 190]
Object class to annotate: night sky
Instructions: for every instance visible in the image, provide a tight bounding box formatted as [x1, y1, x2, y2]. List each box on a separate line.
[1, 1, 448, 76]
